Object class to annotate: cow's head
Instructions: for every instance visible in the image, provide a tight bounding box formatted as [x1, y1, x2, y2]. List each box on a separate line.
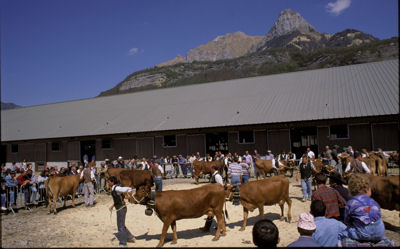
[128, 185, 151, 205]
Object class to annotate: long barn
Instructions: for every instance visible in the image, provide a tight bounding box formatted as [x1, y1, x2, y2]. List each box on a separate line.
[1, 59, 398, 169]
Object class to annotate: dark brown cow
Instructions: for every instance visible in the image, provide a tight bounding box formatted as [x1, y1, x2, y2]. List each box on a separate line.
[132, 184, 227, 247]
[225, 175, 292, 231]
[254, 158, 279, 179]
[119, 169, 154, 194]
[366, 174, 399, 211]
[192, 160, 224, 184]
[45, 174, 83, 214]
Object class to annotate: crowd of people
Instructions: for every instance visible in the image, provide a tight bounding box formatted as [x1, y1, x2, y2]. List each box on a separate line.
[1, 145, 397, 247]
[252, 173, 396, 247]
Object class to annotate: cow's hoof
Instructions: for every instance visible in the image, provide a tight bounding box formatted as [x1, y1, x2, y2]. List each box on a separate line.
[239, 227, 246, 231]
[288, 218, 292, 223]
[171, 241, 177, 244]
[280, 216, 284, 221]
[156, 243, 163, 248]
[212, 237, 219, 241]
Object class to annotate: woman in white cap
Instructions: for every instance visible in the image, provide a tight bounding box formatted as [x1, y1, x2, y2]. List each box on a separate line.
[287, 212, 320, 247]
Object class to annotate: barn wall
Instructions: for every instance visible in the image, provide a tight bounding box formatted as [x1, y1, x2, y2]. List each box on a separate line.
[96, 138, 137, 161]
[372, 122, 399, 150]
[154, 135, 187, 157]
[228, 130, 266, 156]
[136, 137, 154, 158]
[267, 129, 290, 155]
[186, 134, 205, 156]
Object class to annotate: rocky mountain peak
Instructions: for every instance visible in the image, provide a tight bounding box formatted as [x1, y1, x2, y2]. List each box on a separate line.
[266, 9, 318, 40]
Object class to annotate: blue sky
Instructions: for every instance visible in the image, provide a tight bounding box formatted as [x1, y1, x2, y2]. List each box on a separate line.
[1, 0, 398, 107]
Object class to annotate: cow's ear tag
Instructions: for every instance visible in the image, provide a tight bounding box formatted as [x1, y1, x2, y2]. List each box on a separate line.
[364, 206, 371, 212]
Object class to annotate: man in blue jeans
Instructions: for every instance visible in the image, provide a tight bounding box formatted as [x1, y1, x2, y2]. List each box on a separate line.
[296, 155, 315, 202]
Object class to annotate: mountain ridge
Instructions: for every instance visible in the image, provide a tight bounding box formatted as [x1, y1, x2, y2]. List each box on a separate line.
[98, 9, 397, 97]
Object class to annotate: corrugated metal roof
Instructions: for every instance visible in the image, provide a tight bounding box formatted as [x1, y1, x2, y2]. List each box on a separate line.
[2, 59, 398, 142]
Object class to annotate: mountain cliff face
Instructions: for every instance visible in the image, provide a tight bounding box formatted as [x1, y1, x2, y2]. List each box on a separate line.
[264, 9, 318, 41]
[158, 32, 264, 67]
[98, 9, 396, 97]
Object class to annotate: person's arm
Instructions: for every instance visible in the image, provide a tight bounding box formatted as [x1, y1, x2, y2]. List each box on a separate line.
[159, 165, 164, 177]
[215, 174, 223, 185]
[361, 162, 371, 174]
[80, 171, 84, 179]
[114, 186, 133, 193]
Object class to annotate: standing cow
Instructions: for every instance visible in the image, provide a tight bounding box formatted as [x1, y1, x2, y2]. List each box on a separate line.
[192, 159, 224, 184]
[45, 174, 83, 214]
[131, 184, 227, 247]
[225, 175, 292, 231]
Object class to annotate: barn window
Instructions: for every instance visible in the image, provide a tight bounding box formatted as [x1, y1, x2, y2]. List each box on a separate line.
[11, 144, 18, 153]
[163, 135, 177, 147]
[238, 130, 255, 144]
[330, 124, 349, 139]
[51, 142, 61, 152]
[101, 139, 112, 149]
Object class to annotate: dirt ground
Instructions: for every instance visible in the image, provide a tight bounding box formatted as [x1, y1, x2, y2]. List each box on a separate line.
[1, 176, 399, 248]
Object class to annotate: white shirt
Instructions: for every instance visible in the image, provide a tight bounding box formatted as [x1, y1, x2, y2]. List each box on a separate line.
[112, 185, 133, 194]
[307, 151, 315, 159]
[345, 160, 371, 173]
[188, 156, 197, 164]
[212, 171, 223, 186]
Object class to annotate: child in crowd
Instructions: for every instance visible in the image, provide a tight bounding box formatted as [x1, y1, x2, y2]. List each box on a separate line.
[252, 219, 279, 248]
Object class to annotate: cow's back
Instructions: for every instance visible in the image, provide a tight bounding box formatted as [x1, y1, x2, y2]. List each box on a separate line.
[240, 177, 289, 205]
[155, 184, 225, 220]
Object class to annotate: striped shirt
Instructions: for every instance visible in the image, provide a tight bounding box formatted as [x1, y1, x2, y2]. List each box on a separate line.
[228, 162, 243, 177]
[240, 162, 250, 176]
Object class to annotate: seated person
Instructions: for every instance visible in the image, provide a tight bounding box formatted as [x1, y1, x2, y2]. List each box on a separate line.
[252, 219, 279, 248]
[339, 174, 387, 243]
[288, 212, 320, 247]
[311, 199, 347, 247]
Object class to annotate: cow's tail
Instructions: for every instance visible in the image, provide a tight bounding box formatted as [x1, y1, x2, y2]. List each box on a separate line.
[224, 200, 229, 220]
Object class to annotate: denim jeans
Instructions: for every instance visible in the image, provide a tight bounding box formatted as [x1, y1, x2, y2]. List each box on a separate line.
[78, 182, 83, 195]
[1, 193, 6, 207]
[180, 164, 187, 177]
[242, 175, 249, 184]
[30, 185, 37, 202]
[253, 162, 257, 178]
[340, 219, 385, 242]
[301, 178, 313, 199]
[231, 176, 241, 187]
[154, 178, 162, 191]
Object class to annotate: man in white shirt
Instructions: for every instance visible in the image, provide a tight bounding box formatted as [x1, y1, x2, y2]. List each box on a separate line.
[107, 176, 135, 247]
[307, 147, 315, 160]
[210, 165, 223, 186]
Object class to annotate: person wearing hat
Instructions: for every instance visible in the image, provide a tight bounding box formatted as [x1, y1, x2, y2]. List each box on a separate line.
[329, 172, 351, 201]
[288, 212, 320, 247]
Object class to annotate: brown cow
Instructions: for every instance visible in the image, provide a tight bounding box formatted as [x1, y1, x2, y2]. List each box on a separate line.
[254, 158, 279, 179]
[225, 175, 292, 231]
[119, 169, 154, 194]
[104, 168, 131, 191]
[192, 159, 224, 184]
[131, 184, 227, 247]
[45, 174, 83, 214]
[366, 174, 399, 211]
